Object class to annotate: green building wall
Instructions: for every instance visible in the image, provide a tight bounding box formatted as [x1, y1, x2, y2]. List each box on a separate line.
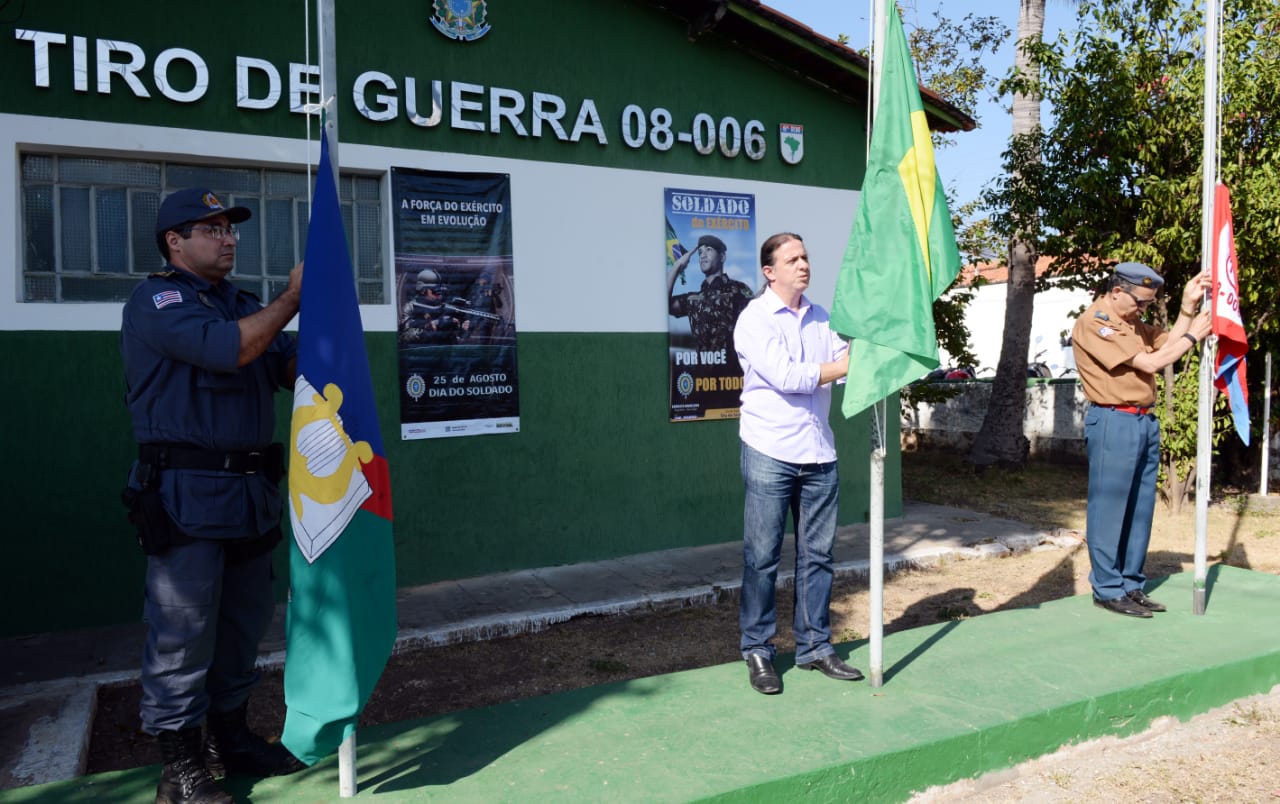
[1, 0, 910, 637]
[5, 332, 896, 636]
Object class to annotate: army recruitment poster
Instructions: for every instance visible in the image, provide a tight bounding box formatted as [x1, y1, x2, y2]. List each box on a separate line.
[393, 168, 519, 439]
[664, 188, 758, 422]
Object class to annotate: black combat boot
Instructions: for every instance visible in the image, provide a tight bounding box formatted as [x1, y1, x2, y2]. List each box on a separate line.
[156, 727, 232, 804]
[204, 703, 306, 779]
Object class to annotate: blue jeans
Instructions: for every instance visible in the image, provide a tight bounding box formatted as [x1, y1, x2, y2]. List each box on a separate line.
[739, 442, 839, 664]
[1084, 405, 1160, 600]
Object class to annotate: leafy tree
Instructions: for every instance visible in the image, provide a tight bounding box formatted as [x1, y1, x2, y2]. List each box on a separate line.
[1153, 349, 1234, 512]
[989, 0, 1280, 499]
[902, 7, 1011, 150]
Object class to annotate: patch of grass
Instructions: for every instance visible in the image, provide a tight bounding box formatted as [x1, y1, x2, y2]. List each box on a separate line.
[1046, 769, 1073, 788]
[1225, 703, 1268, 727]
[1225, 494, 1251, 515]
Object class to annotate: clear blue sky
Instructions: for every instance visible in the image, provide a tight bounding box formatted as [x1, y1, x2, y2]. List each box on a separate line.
[764, 1, 1071, 210]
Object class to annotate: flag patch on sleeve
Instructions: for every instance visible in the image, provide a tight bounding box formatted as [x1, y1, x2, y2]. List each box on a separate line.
[152, 290, 183, 309]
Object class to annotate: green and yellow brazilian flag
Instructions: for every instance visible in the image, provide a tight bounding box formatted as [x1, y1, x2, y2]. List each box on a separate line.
[830, 6, 962, 419]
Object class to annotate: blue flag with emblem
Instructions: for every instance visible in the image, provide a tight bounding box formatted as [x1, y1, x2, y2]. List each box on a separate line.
[281, 125, 397, 764]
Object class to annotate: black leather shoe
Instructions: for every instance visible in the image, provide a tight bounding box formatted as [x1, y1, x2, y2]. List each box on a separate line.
[796, 654, 865, 681]
[1127, 589, 1167, 612]
[1093, 595, 1153, 618]
[746, 654, 781, 695]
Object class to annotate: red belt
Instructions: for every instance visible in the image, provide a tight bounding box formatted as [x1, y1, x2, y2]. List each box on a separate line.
[1100, 404, 1151, 415]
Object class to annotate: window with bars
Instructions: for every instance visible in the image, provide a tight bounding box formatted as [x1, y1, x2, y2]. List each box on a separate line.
[20, 153, 386, 305]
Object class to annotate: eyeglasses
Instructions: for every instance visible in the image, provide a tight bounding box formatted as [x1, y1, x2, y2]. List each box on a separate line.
[1119, 288, 1157, 309]
[182, 224, 240, 242]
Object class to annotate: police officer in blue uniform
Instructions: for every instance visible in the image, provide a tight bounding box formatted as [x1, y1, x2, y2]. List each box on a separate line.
[1071, 262, 1212, 618]
[121, 188, 306, 803]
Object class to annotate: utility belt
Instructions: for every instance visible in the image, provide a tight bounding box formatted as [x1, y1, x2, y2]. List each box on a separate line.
[121, 442, 284, 558]
[138, 442, 285, 481]
[1094, 404, 1153, 416]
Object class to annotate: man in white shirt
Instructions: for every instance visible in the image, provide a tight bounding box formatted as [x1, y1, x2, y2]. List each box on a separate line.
[732, 232, 863, 695]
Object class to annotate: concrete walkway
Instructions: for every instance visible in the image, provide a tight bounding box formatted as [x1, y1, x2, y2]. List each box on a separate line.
[0, 502, 1074, 792]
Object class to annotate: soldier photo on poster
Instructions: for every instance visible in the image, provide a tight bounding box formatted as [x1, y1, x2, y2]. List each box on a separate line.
[393, 168, 519, 439]
[664, 188, 758, 421]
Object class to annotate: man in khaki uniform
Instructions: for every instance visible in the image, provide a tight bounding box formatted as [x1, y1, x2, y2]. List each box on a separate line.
[1071, 262, 1212, 617]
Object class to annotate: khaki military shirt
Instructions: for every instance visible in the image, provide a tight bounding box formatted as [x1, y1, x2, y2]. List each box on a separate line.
[1071, 295, 1168, 406]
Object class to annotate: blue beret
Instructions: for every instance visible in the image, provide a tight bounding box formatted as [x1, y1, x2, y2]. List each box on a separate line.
[696, 234, 727, 253]
[1114, 261, 1164, 288]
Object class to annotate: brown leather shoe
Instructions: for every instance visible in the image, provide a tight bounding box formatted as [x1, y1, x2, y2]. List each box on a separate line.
[1093, 595, 1153, 618]
[746, 654, 781, 694]
[1126, 589, 1167, 612]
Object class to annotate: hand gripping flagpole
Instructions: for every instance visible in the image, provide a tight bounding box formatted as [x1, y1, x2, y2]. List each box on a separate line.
[1192, 0, 1221, 615]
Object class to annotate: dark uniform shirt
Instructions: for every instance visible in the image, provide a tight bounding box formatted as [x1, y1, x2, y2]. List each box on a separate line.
[121, 266, 296, 539]
[1071, 295, 1168, 407]
[670, 272, 754, 354]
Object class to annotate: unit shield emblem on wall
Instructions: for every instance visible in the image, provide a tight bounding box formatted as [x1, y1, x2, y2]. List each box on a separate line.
[431, 0, 491, 41]
[779, 123, 804, 165]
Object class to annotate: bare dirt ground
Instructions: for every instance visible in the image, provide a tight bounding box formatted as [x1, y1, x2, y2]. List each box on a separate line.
[87, 449, 1280, 800]
[909, 688, 1280, 802]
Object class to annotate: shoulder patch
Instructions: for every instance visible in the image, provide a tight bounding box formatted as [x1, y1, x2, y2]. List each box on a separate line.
[152, 289, 183, 309]
[1093, 310, 1110, 321]
[1097, 326, 1115, 337]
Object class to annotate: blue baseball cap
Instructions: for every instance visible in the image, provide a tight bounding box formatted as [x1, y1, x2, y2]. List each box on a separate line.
[155, 188, 251, 254]
[1114, 261, 1164, 288]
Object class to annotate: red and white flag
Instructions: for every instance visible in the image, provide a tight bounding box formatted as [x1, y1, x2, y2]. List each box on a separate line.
[1210, 182, 1249, 445]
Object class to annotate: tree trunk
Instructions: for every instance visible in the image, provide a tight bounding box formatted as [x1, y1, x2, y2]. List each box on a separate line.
[968, 0, 1045, 468]
[970, 239, 1036, 467]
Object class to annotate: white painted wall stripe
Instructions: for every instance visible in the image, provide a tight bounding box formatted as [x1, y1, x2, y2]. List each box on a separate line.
[2, 113, 859, 333]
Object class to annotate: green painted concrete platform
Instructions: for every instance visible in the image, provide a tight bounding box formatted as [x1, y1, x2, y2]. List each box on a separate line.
[11, 566, 1280, 803]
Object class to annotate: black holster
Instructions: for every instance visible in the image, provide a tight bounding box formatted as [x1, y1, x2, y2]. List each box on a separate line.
[121, 462, 191, 556]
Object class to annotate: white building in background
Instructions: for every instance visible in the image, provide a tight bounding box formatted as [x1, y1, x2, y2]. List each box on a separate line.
[944, 260, 1093, 378]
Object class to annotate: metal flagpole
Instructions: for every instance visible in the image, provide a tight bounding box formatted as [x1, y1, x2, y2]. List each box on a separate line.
[1192, 0, 1221, 616]
[1262, 353, 1272, 497]
[869, 408, 885, 687]
[866, 0, 887, 689]
[319, 0, 340, 182]
[315, 0, 359, 794]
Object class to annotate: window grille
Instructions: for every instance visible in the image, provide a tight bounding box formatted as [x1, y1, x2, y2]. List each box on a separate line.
[20, 153, 385, 304]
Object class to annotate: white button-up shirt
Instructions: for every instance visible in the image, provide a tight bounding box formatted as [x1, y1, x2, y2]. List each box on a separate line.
[734, 286, 847, 464]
